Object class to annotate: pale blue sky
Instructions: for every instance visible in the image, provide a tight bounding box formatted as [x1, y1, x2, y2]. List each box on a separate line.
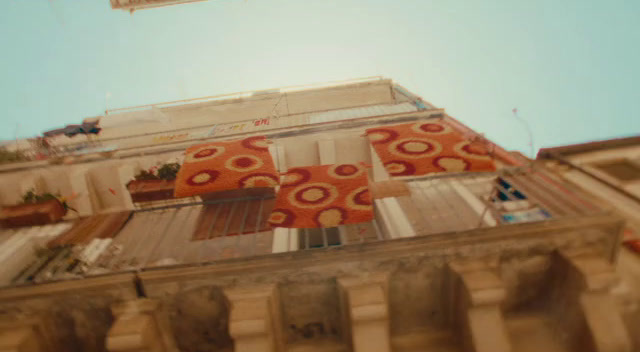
[1, 0, 638, 155]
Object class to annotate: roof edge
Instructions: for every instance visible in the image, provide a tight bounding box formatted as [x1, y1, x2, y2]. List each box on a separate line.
[537, 135, 640, 159]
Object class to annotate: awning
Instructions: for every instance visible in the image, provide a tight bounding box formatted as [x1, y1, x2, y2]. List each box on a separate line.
[47, 211, 131, 248]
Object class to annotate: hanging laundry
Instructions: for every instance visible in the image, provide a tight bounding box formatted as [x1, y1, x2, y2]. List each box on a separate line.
[268, 164, 373, 228]
[174, 136, 279, 198]
[365, 119, 495, 177]
[43, 121, 101, 138]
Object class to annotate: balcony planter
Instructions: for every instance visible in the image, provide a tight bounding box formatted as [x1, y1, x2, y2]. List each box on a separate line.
[127, 179, 176, 203]
[624, 239, 640, 254]
[127, 162, 180, 203]
[0, 198, 67, 228]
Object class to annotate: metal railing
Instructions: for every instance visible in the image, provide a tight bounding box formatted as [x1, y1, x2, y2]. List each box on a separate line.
[5, 166, 605, 287]
[397, 167, 604, 236]
[4, 77, 390, 165]
[105, 76, 385, 114]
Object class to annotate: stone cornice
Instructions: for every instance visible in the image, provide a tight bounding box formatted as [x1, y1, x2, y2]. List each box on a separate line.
[0, 272, 137, 302]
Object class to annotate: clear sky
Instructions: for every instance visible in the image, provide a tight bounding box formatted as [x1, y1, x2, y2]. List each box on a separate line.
[1, 0, 638, 155]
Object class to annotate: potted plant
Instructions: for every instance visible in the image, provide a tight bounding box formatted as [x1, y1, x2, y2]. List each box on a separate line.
[127, 162, 181, 202]
[0, 190, 72, 227]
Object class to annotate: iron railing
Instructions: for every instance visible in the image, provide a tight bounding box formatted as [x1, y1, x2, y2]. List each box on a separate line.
[4, 166, 606, 287]
[397, 167, 604, 237]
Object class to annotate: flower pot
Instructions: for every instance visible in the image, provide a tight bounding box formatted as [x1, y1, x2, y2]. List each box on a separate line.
[0, 199, 67, 228]
[127, 179, 176, 203]
[624, 239, 640, 254]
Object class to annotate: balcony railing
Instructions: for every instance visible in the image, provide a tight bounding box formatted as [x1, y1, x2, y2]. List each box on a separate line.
[396, 167, 604, 236]
[2, 77, 392, 164]
[2, 166, 607, 288]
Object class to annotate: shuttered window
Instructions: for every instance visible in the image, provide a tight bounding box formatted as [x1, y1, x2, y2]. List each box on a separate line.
[192, 198, 275, 240]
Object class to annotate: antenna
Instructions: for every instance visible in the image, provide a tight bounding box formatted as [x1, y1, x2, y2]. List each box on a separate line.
[14, 123, 20, 152]
[512, 108, 535, 159]
[105, 92, 112, 115]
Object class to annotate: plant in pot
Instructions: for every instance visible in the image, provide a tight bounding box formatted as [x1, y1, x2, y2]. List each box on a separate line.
[0, 190, 75, 227]
[127, 162, 181, 202]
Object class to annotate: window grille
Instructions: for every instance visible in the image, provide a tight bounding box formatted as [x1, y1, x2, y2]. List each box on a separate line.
[133, 196, 200, 210]
[299, 227, 341, 250]
[192, 197, 275, 240]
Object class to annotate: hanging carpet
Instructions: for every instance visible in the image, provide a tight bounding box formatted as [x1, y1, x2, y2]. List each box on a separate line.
[174, 136, 279, 198]
[365, 119, 496, 177]
[268, 164, 373, 228]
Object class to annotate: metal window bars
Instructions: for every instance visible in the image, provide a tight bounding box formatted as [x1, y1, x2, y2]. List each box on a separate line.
[297, 220, 385, 250]
[133, 195, 201, 210]
[99, 195, 275, 271]
[300, 227, 341, 250]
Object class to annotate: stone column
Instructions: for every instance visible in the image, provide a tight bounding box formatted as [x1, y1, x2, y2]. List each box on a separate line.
[106, 299, 176, 352]
[447, 260, 512, 352]
[225, 284, 283, 352]
[555, 251, 632, 352]
[0, 316, 53, 352]
[337, 273, 391, 352]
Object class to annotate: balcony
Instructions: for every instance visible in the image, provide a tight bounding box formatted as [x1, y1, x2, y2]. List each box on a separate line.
[0, 164, 629, 352]
[0, 165, 613, 287]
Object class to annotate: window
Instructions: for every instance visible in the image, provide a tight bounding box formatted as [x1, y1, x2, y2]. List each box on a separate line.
[298, 227, 341, 249]
[192, 198, 275, 240]
[495, 178, 526, 201]
[593, 159, 640, 182]
[492, 178, 550, 223]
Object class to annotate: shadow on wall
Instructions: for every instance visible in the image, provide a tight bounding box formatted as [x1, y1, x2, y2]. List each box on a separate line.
[169, 286, 232, 351]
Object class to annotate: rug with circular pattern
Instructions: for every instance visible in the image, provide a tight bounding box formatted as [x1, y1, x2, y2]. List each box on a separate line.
[365, 119, 496, 177]
[268, 164, 373, 228]
[174, 136, 279, 198]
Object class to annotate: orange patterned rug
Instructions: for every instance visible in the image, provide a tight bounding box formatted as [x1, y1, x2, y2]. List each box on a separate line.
[174, 136, 279, 198]
[268, 164, 373, 228]
[365, 120, 496, 177]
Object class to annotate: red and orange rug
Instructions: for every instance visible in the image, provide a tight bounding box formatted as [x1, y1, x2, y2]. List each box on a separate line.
[174, 136, 279, 198]
[365, 120, 495, 177]
[268, 164, 373, 228]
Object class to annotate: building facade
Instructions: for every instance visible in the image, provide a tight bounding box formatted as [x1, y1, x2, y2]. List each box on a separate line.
[539, 137, 640, 350]
[0, 78, 635, 352]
